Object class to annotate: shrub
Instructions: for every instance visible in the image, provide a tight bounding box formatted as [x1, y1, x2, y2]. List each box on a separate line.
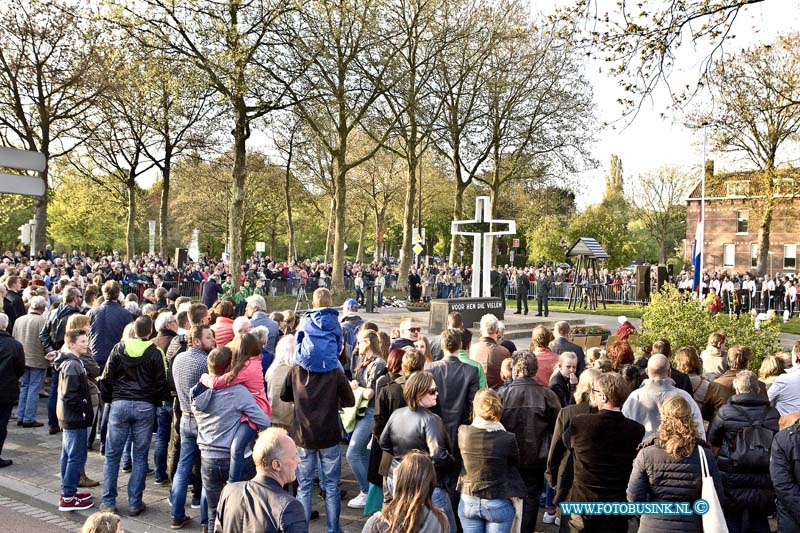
[641, 285, 779, 372]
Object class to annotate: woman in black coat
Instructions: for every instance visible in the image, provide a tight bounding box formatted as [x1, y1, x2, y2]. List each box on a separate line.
[627, 396, 724, 532]
[707, 371, 780, 533]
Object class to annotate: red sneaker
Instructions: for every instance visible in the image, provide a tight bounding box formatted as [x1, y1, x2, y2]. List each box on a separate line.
[75, 491, 92, 500]
[59, 495, 94, 512]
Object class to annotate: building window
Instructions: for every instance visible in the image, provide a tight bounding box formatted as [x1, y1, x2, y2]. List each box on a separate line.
[723, 244, 735, 268]
[785, 244, 797, 270]
[751, 244, 758, 268]
[726, 181, 750, 197]
[736, 210, 749, 234]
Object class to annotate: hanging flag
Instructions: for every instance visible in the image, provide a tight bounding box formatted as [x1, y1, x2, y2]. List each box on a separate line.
[692, 211, 703, 292]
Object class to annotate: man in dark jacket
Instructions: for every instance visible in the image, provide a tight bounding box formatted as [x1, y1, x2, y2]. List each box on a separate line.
[535, 268, 552, 316]
[498, 350, 561, 532]
[89, 281, 133, 450]
[55, 329, 94, 511]
[151, 311, 179, 485]
[514, 268, 530, 315]
[98, 315, 169, 515]
[562, 372, 644, 532]
[3, 275, 26, 332]
[0, 313, 25, 467]
[427, 329, 479, 450]
[281, 361, 354, 533]
[216, 427, 307, 533]
[770, 418, 800, 533]
[201, 275, 223, 308]
[549, 321, 586, 375]
[708, 370, 779, 533]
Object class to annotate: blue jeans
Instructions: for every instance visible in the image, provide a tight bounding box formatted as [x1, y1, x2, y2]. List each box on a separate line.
[17, 367, 46, 423]
[458, 494, 515, 533]
[298, 445, 341, 533]
[102, 400, 155, 510]
[346, 407, 373, 494]
[154, 404, 172, 481]
[48, 371, 60, 430]
[229, 422, 256, 483]
[61, 427, 88, 497]
[202, 456, 251, 533]
[170, 416, 203, 522]
[376, 287, 384, 306]
[121, 431, 152, 471]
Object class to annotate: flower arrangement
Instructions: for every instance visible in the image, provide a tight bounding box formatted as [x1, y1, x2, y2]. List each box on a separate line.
[571, 325, 610, 336]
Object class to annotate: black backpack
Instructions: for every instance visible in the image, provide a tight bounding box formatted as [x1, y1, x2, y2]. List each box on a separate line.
[730, 405, 776, 470]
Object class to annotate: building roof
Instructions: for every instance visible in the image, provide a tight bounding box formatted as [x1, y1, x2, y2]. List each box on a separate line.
[566, 238, 609, 258]
[688, 162, 799, 200]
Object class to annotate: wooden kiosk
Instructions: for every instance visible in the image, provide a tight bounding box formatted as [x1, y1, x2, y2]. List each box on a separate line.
[566, 238, 609, 311]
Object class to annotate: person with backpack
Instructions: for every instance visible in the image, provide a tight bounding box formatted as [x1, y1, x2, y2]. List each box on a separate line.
[770, 417, 800, 532]
[708, 370, 779, 533]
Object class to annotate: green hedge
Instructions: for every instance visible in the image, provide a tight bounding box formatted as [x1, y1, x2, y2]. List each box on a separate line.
[640, 285, 780, 372]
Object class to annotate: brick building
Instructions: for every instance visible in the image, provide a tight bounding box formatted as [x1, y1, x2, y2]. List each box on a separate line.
[686, 161, 800, 276]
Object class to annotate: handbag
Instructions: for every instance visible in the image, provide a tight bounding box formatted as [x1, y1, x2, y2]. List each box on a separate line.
[698, 446, 729, 533]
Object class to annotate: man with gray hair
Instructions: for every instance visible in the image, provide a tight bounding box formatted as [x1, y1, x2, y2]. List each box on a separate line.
[469, 314, 510, 389]
[549, 321, 585, 374]
[13, 295, 48, 427]
[497, 350, 561, 532]
[246, 294, 279, 357]
[0, 313, 25, 466]
[622, 353, 705, 441]
[215, 427, 306, 533]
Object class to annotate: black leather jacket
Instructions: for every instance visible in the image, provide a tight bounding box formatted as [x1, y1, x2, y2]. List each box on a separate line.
[380, 406, 454, 486]
[498, 377, 561, 468]
[216, 474, 307, 533]
[98, 338, 170, 406]
[771, 420, 800, 532]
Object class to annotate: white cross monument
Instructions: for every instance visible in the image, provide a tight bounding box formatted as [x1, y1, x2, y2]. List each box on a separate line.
[451, 196, 516, 298]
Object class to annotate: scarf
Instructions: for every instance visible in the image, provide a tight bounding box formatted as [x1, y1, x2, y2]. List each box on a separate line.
[471, 416, 505, 432]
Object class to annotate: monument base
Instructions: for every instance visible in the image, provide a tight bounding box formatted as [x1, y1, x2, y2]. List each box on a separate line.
[429, 298, 504, 335]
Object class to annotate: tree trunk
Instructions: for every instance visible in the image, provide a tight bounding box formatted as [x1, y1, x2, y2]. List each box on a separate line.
[33, 174, 47, 257]
[449, 171, 466, 265]
[397, 151, 417, 292]
[126, 178, 137, 260]
[270, 224, 277, 259]
[284, 131, 295, 264]
[331, 154, 347, 295]
[356, 209, 368, 263]
[755, 206, 773, 277]
[230, 103, 248, 288]
[324, 196, 335, 264]
[159, 146, 172, 257]
[374, 209, 385, 262]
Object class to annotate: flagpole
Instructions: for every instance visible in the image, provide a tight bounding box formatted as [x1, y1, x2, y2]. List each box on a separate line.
[701, 121, 708, 272]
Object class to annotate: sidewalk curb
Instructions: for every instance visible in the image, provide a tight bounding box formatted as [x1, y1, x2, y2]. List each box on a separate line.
[0, 472, 172, 532]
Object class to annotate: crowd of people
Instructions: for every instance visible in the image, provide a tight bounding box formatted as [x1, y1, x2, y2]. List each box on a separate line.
[2, 249, 800, 533]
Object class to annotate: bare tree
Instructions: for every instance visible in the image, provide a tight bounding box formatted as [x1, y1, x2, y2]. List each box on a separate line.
[475, 17, 595, 261]
[690, 34, 800, 276]
[630, 165, 694, 263]
[124, 0, 294, 285]
[276, 0, 401, 293]
[0, 0, 101, 252]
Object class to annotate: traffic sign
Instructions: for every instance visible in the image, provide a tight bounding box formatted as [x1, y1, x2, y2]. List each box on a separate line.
[0, 173, 46, 196]
[512, 238, 520, 248]
[413, 243, 423, 255]
[0, 147, 46, 172]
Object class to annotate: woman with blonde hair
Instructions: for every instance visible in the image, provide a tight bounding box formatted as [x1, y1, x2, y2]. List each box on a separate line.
[415, 334, 432, 363]
[266, 334, 296, 430]
[545, 368, 601, 523]
[759, 355, 785, 391]
[627, 396, 723, 532]
[363, 451, 448, 533]
[81, 510, 122, 533]
[457, 389, 526, 533]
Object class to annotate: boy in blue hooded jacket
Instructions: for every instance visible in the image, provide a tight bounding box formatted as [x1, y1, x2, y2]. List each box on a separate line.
[295, 288, 343, 372]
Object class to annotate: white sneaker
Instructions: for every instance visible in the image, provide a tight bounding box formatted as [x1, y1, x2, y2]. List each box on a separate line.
[555, 516, 561, 526]
[347, 492, 368, 509]
[543, 511, 557, 524]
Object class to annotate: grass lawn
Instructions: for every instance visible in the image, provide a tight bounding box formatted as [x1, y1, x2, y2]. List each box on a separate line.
[505, 299, 645, 319]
